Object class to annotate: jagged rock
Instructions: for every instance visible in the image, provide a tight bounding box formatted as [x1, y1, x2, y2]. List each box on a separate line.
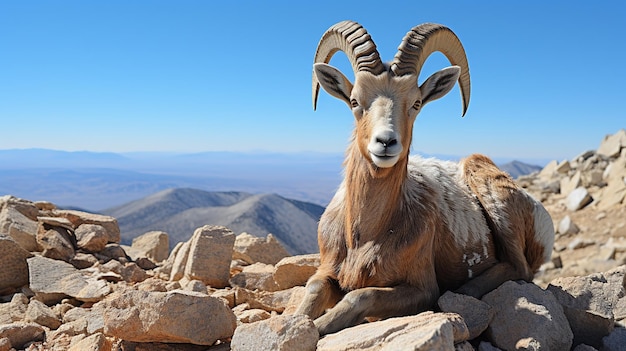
[556, 160, 572, 174]
[130, 230, 169, 262]
[98, 243, 128, 261]
[482, 281, 573, 350]
[597, 129, 626, 158]
[231, 314, 318, 351]
[183, 225, 235, 288]
[54, 209, 120, 243]
[547, 266, 625, 348]
[538, 160, 558, 180]
[67, 332, 112, 351]
[36, 225, 75, 261]
[230, 262, 280, 292]
[316, 312, 469, 351]
[234, 308, 272, 324]
[0, 204, 39, 251]
[168, 240, 190, 281]
[0, 293, 28, 324]
[567, 187, 593, 211]
[273, 254, 320, 290]
[234, 287, 299, 313]
[438, 290, 494, 339]
[0, 235, 31, 294]
[597, 178, 626, 210]
[75, 224, 109, 253]
[558, 215, 580, 235]
[561, 171, 582, 196]
[102, 288, 236, 345]
[211, 289, 236, 308]
[69, 252, 99, 269]
[120, 262, 149, 283]
[24, 299, 62, 329]
[233, 232, 290, 265]
[28, 255, 111, 302]
[0, 322, 45, 350]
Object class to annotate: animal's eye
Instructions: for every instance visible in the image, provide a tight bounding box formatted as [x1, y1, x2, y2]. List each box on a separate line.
[350, 99, 359, 108]
[412, 99, 422, 110]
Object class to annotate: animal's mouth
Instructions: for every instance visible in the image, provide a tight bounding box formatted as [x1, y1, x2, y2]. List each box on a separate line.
[370, 152, 400, 168]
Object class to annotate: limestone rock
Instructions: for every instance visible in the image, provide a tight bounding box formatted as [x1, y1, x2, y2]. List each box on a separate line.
[24, 299, 62, 329]
[75, 224, 109, 253]
[102, 288, 236, 345]
[230, 262, 280, 292]
[28, 255, 111, 302]
[482, 281, 573, 351]
[438, 290, 494, 339]
[597, 129, 626, 158]
[130, 231, 169, 262]
[168, 240, 190, 281]
[36, 225, 75, 261]
[54, 210, 120, 243]
[561, 171, 582, 196]
[0, 322, 45, 350]
[0, 205, 39, 251]
[231, 314, 318, 351]
[316, 312, 469, 351]
[233, 232, 290, 265]
[0, 235, 31, 294]
[183, 225, 235, 288]
[567, 187, 593, 211]
[273, 254, 320, 290]
[547, 268, 624, 348]
[558, 215, 580, 235]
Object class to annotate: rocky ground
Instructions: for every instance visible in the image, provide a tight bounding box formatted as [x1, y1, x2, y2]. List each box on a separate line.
[0, 130, 625, 351]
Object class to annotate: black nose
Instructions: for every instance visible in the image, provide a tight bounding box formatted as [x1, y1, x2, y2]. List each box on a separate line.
[376, 137, 398, 148]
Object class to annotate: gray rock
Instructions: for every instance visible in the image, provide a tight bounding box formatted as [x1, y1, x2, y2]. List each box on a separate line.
[438, 290, 494, 339]
[558, 215, 580, 235]
[482, 281, 572, 351]
[602, 326, 626, 351]
[231, 314, 318, 351]
[567, 187, 593, 211]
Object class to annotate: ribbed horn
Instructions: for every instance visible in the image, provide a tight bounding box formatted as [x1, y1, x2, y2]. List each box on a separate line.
[390, 23, 471, 116]
[313, 20, 386, 110]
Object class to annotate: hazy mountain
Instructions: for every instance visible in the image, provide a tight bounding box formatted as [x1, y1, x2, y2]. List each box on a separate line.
[499, 160, 543, 179]
[102, 188, 323, 255]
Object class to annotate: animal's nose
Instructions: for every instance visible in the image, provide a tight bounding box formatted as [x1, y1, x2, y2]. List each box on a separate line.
[376, 136, 398, 148]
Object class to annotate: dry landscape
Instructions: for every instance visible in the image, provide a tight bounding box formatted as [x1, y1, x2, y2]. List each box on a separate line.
[0, 129, 624, 351]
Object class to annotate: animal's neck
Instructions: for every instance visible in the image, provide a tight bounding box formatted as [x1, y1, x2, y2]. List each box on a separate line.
[343, 144, 408, 247]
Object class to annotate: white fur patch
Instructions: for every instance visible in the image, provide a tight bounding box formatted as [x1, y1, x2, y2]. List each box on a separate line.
[532, 198, 555, 263]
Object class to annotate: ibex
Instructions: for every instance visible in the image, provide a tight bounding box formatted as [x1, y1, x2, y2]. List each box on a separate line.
[295, 20, 555, 335]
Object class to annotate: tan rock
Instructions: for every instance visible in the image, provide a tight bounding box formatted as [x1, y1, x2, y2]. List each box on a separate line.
[183, 225, 235, 288]
[483, 281, 573, 351]
[36, 225, 75, 261]
[273, 254, 320, 290]
[597, 180, 626, 211]
[561, 171, 582, 196]
[233, 232, 290, 265]
[316, 312, 468, 351]
[0, 322, 45, 350]
[102, 288, 236, 345]
[168, 240, 190, 281]
[235, 308, 272, 324]
[75, 224, 109, 253]
[0, 293, 28, 324]
[130, 231, 169, 262]
[231, 314, 318, 351]
[0, 235, 31, 294]
[567, 187, 593, 211]
[230, 262, 280, 292]
[0, 205, 39, 251]
[54, 210, 120, 243]
[234, 287, 299, 313]
[24, 299, 62, 329]
[67, 332, 112, 351]
[597, 129, 626, 158]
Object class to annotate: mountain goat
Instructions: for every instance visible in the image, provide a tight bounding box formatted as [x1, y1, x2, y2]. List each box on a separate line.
[295, 20, 555, 335]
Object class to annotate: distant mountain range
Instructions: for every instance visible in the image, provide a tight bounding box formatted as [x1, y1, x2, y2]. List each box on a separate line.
[102, 188, 323, 255]
[0, 149, 546, 211]
[499, 160, 543, 179]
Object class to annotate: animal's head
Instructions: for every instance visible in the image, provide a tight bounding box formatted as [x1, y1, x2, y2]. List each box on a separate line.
[313, 21, 470, 174]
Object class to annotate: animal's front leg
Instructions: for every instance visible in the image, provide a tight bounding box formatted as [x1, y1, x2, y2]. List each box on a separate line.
[295, 271, 344, 320]
[314, 285, 437, 335]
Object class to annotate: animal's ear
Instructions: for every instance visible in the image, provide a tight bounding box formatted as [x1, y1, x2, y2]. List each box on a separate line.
[314, 63, 354, 107]
[419, 66, 461, 107]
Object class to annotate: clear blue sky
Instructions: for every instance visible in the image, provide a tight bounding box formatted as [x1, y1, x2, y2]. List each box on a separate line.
[1, 1, 624, 163]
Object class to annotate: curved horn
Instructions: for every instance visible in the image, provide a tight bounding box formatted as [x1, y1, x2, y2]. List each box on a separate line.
[313, 20, 386, 110]
[390, 23, 471, 116]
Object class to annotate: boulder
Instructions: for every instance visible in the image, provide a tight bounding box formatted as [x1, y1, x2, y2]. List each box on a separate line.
[273, 254, 320, 290]
[75, 224, 109, 252]
[482, 281, 573, 351]
[231, 314, 318, 351]
[102, 288, 236, 345]
[130, 231, 169, 262]
[28, 255, 111, 302]
[36, 225, 75, 261]
[233, 232, 290, 265]
[0, 323, 45, 350]
[53, 210, 120, 243]
[24, 299, 62, 329]
[67, 332, 112, 351]
[316, 312, 469, 351]
[567, 187, 593, 211]
[558, 215, 580, 235]
[183, 225, 235, 288]
[0, 205, 39, 251]
[0, 235, 31, 294]
[230, 262, 280, 292]
[597, 129, 626, 158]
[0, 293, 28, 324]
[438, 290, 494, 339]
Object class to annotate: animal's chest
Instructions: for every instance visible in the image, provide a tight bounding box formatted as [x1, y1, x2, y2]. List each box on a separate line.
[337, 241, 402, 290]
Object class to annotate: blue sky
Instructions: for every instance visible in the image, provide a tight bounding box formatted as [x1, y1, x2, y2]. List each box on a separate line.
[1, 1, 624, 163]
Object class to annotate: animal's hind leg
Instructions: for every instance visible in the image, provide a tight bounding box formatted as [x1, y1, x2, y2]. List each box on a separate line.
[455, 261, 530, 298]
